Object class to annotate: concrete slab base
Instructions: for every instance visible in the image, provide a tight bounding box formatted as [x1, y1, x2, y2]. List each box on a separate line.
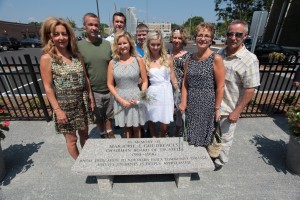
[174, 173, 191, 188]
[96, 176, 114, 191]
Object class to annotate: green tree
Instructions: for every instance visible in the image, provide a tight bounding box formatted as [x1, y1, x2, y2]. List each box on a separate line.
[213, 22, 228, 38]
[171, 23, 180, 30]
[66, 17, 77, 28]
[100, 23, 109, 37]
[183, 16, 204, 36]
[214, 0, 272, 24]
[28, 21, 42, 26]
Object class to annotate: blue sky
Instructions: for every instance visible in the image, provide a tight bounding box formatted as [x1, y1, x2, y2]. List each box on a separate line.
[0, 0, 219, 27]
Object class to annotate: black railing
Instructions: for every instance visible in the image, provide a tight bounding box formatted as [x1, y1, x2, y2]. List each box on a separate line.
[0, 54, 299, 121]
[242, 56, 300, 117]
[0, 54, 51, 121]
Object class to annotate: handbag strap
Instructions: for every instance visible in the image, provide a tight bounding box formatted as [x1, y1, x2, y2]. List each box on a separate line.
[213, 120, 222, 143]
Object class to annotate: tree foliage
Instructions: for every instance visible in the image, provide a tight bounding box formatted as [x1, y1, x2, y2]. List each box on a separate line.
[100, 23, 109, 37]
[214, 0, 272, 24]
[28, 21, 42, 26]
[66, 17, 77, 28]
[183, 16, 204, 36]
[171, 23, 180, 30]
[214, 22, 230, 37]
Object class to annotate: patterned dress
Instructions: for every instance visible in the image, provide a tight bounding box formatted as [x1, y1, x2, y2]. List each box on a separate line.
[51, 57, 93, 134]
[113, 58, 146, 127]
[173, 52, 192, 111]
[173, 52, 192, 90]
[186, 52, 216, 146]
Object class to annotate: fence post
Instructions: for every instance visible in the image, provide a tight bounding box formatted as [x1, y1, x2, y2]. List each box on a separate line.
[24, 54, 51, 122]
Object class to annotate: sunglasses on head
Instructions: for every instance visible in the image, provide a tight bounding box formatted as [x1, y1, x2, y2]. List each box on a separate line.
[227, 32, 244, 38]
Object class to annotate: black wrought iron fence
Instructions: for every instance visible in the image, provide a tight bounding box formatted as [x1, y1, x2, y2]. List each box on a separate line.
[0, 54, 299, 121]
[0, 54, 51, 121]
[242, 56, 300, 117]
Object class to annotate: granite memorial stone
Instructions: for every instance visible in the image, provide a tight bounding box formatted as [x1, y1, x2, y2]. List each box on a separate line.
[72, 138, 214, 191]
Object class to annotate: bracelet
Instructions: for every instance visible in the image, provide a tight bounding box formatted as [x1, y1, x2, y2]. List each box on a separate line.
[53, 107, 61, 111]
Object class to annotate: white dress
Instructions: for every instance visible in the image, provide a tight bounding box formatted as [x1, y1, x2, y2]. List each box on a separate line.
[146, 66, 174, 124]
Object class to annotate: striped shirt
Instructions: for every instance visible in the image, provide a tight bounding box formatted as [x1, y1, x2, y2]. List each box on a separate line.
[218, 45, 260, 115]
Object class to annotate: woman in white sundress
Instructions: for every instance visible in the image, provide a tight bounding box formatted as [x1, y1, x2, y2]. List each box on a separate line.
[143, 31, 178, 138]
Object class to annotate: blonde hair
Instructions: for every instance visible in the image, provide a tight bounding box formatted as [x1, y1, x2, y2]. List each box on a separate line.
[195, 22, 215, 39]
[40, 17, 79, 63]
[143, 31, 169, 71]
[170, 26, 188, 46]
[112, 31, 137, 60]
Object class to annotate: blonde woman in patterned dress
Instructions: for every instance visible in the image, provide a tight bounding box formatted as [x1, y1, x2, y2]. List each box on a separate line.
[40, 17, 94, 159]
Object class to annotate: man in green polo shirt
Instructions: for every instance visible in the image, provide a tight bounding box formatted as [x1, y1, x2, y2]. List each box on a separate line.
[78, 13, 115, 138]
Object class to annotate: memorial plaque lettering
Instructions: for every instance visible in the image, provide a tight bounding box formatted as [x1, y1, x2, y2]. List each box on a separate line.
[72, 138, 214, 176]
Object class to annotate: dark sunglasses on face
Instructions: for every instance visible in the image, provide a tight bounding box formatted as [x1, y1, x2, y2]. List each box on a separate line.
[227, 32, 244, 38]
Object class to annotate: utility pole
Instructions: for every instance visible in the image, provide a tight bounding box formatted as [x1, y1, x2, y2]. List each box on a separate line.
[96, 0, 100, 18]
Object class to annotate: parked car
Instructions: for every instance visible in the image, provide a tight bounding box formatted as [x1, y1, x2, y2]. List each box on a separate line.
[244, 37, 253, 51]
[20, 38, 41, 48]
[0, 36, 21, 51]
[254, 43, 298, 63]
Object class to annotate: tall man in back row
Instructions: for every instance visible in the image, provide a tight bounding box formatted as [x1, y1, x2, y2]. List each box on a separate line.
[78, 13, 115, 138]
[105, 12, 126, 44]
[214, 20, 260, 170]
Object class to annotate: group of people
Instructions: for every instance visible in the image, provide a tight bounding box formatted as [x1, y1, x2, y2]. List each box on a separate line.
[39, 12, 260, 171]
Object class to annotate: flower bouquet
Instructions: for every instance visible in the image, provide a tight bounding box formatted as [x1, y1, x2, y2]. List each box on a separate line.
[113, 90, 156, 117]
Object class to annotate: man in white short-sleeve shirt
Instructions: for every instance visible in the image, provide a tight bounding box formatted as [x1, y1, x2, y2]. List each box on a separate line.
[214, 20, 260, 171]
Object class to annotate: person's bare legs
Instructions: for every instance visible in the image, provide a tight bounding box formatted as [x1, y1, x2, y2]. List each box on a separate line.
[97, 118, 105, 132]
[159, 123, 168, 138]
[106, 119, 115, 138]
[64, 132, 79, 160]
[133, 126, 141, 138]
[149, 121, 157, 138]
[125, 126, 133, 138]
[97, 118, 107, 138]
[78, 127, 89, 148]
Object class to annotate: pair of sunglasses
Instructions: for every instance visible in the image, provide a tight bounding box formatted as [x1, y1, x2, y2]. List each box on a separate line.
[226, 32, 244, 38]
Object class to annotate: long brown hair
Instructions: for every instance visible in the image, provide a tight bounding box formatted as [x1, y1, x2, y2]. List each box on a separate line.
[40, 17, 79, 63]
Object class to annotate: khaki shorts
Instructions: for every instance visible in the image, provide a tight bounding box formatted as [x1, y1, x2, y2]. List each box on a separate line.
[93, 92, 114, 122]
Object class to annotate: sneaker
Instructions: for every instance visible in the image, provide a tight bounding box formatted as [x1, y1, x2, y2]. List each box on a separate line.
[107, 130, 115, 139]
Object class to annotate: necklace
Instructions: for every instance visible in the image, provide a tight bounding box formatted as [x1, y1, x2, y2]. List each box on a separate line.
[196, 52, 205, 60]
[172, 49, 184, 58]
[151, 57, 160, 63]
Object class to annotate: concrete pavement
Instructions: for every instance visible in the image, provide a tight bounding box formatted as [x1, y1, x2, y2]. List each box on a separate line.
[0, 116, 300, 200]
